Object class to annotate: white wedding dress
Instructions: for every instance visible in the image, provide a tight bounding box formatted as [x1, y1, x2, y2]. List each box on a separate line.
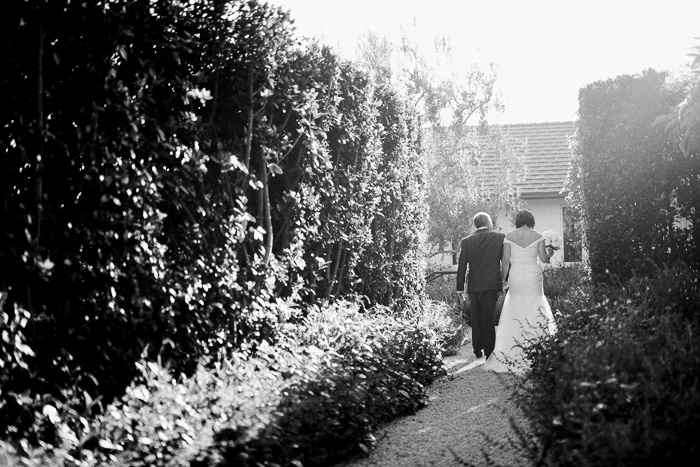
[482, 236, 557, 375]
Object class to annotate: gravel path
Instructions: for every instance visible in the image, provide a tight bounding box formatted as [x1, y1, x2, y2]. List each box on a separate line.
[337, 336, 534, 467]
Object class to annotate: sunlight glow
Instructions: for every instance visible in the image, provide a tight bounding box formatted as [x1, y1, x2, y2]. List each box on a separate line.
[268, 0, 700, 123]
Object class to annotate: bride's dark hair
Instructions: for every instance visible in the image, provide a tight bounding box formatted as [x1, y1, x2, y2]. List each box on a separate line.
[515, 209, 535, 228]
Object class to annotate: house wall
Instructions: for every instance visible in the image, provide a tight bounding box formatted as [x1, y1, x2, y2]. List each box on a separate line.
[426, 196, 571, 272]
[521, 197, 566, 265]
[521, 197, 566, 234]
[498, 196, 567, 265]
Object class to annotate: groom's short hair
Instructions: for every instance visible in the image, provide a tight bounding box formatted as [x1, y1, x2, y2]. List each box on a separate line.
[473, 212, 492, 229]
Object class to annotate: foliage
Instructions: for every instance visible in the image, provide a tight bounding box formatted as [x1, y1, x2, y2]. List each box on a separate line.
[422, 271, 468, 356]
[298, 49, 383, 301]
[654, 39, 700, 268]
[0, 0, 431, 452]
[205, 301, 446, 466]
[396, 297, 464, 360]
[358, 32, 503, 128]
[299, 53, 428, 308]
[657, 40, 700, 157]
[425, 270, 460, 304]
[567, 69, 693, 283]
[542, 263, 591, 312]
[352, 87, 428, 307]
[0, 300, 452, 467]
[424, 125, 524, 251]
[515, 262, 700, 466]
[1, 0, 228, 441]
[356, 32, 518, 256]
[424, 267, 509, 349]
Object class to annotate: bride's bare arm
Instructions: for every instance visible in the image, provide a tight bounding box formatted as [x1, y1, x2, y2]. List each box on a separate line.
[538, 240, 553, 263]
[502, 243, 511, 282]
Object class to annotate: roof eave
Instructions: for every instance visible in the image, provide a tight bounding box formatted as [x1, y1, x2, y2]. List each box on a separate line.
[520, 191, 567, 199]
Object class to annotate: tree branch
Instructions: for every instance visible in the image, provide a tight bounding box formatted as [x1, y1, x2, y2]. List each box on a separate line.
[261, 160, 273, 267]
[34, 18, 46, 245]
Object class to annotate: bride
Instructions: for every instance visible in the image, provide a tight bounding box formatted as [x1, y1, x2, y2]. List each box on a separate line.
[482, 209, 557, 375]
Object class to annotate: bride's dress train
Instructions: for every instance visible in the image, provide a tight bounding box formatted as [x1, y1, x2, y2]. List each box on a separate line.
[482, 236, 557, 375]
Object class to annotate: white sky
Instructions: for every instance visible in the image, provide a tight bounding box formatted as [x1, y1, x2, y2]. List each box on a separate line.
[267, 0, 700, 123]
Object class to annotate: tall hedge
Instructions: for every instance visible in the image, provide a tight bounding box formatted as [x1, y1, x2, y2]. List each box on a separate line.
[1, 0, 228, 406]
[568, 69, 692, 283]
[0, 0, 428, 442]
[295, 48, 384, 302]
[655, 41, 700, 269]
[353, 86, 426, 307]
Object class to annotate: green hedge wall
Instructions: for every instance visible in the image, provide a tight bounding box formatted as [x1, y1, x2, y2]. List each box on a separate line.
[568, 69, 694, 283]
[0, 0, 427, 443]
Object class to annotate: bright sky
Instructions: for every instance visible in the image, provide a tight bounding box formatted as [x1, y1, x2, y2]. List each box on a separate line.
[267, 0, 700, 123]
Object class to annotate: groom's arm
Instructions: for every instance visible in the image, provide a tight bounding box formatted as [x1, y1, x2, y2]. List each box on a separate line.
[456, 238, 468, 292]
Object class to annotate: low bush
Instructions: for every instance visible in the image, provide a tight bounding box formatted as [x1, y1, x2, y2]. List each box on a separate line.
[423, 275, 468, 355]
[517, 262, 700, 466]
[425, 270, 458, 304]
[425, 271, 506, 332]
[543, 263, 592, 311]
[398, 297, 464, 359]
[1, 299, 452, 466]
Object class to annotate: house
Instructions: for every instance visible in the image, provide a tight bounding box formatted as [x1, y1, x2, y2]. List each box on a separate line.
[427, 121, 581, 271]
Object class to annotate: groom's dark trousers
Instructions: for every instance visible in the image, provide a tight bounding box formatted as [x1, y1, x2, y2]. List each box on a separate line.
[456, 228, 504, 358]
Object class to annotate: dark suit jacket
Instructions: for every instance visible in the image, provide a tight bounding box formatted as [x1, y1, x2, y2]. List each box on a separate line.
[456, 228, 505, 293]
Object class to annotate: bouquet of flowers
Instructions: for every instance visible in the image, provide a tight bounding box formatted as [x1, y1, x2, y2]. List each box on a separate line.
[542, 230, 562, 251]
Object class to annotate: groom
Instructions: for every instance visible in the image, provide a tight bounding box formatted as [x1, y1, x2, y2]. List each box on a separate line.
[456, 212, 505, 359]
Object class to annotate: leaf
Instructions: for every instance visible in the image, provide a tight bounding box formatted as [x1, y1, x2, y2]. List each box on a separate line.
[117, 45, 128, 60]
[15, 341, 35, 357]
[98, 439, 123, 451]
[42, 404, 61, 424]
[269, 163, 283, 175]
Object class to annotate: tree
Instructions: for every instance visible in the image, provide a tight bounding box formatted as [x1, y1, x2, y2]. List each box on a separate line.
[356, 33, 522, 255]
[424, 125, 524, 252]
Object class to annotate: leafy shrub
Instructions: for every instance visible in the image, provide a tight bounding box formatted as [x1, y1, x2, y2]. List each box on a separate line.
[568, 69, 693, 283]
[424, 274, 470, 355]
[1, 0, 430, 453]
[405, 297, 465, 357]
[1, 300, 452, 466]
[0, 293, 99, 458]
[543, 263, 592, 312]
[425, 271, 458, 305]
[516, 262, 700, 466]
[425, 271, 506, 330]
[205, 302, 447, 466]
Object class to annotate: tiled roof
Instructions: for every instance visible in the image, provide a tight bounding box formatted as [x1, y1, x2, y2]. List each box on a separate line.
[478, 121, 575, 197]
